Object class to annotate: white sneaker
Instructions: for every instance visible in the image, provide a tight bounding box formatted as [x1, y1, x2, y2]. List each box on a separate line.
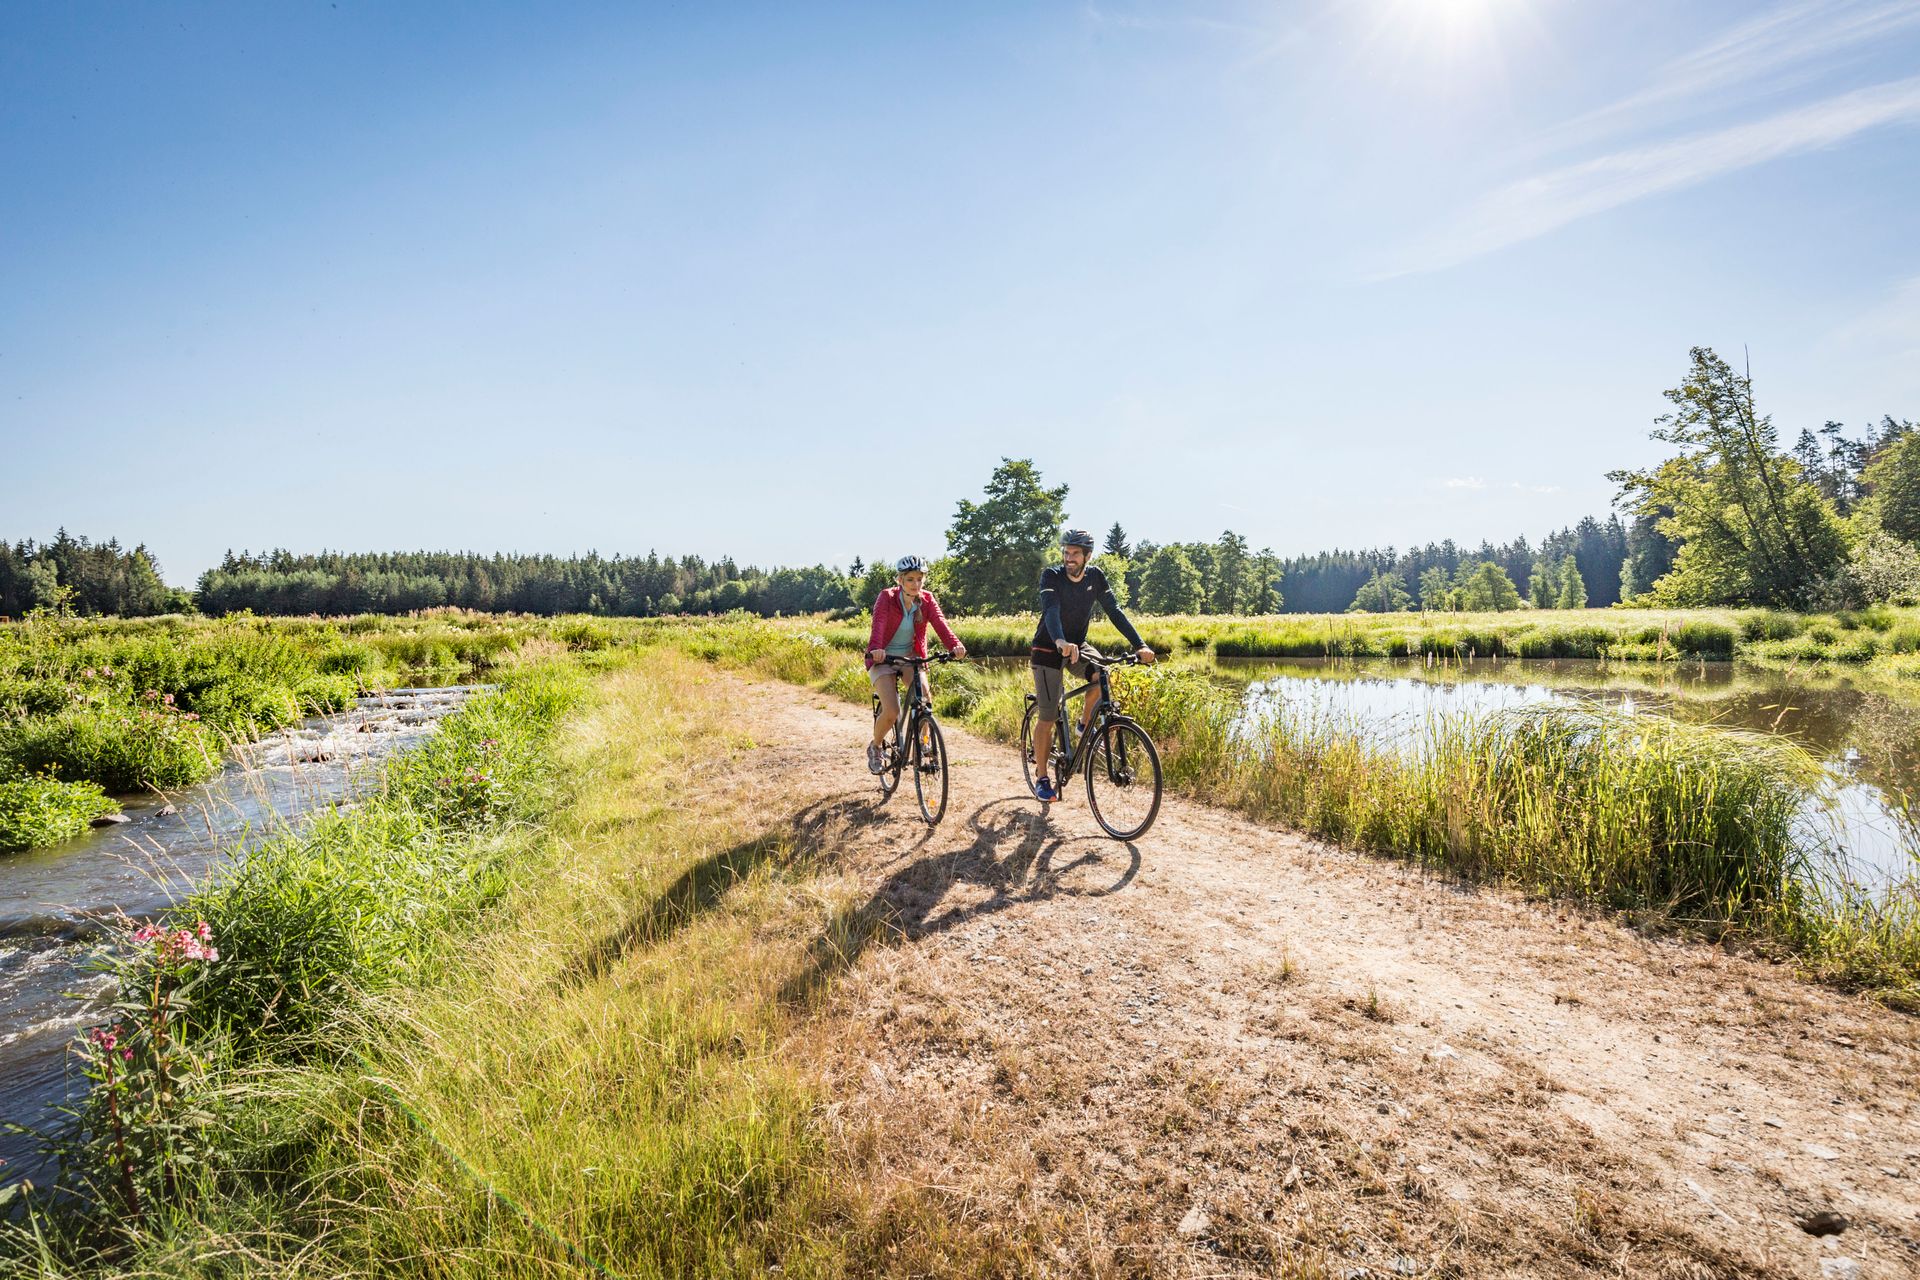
[867, 742, 885, 774]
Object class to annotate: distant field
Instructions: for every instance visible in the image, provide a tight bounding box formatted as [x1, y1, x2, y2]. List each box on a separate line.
[790, 605, 1920, 671]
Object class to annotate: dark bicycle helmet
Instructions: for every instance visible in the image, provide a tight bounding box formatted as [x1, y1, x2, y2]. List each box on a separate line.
[1059, 528, 1096, 551]
[894, 554, 928, 573]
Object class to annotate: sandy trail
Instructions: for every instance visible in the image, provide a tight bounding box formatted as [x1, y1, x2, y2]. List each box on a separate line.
[722, 668, 1919, 1278]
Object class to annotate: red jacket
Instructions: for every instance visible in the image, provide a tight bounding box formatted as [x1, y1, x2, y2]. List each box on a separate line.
[865, 586, 961, 669]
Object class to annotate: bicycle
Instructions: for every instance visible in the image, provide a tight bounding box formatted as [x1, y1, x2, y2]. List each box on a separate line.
[871, 653, 956, 826]
[1020, 647, 1164, 840]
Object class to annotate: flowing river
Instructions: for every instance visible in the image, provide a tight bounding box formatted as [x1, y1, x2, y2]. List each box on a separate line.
[0, 687, 484, 1190]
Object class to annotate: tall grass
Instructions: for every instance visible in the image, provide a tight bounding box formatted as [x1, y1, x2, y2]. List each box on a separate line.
[1112, 668, 1918, 992]
[0, 649, 871, 1278]
[779, 606, 1920, 667]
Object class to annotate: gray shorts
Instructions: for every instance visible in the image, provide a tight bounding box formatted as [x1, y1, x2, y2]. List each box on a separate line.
[1031, 657, 1093, 723]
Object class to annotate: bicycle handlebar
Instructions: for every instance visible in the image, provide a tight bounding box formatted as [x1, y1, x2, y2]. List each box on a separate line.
[882, 652, 958, 666]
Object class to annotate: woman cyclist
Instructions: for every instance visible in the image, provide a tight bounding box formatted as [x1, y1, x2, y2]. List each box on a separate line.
[867, 555, 967, 773]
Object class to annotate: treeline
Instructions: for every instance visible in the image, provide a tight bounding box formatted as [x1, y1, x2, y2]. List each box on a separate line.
[194, 549, 856, 617]
[0, 532, 188, 618]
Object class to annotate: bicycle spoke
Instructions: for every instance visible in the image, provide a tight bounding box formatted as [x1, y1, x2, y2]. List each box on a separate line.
[1085, 719, 1162, 840]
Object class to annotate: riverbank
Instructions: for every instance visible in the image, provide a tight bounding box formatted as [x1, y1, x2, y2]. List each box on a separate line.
[0, 612, 639, 853]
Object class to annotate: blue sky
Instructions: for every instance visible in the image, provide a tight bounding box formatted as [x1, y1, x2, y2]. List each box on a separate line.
[4, 0, 1918, 585]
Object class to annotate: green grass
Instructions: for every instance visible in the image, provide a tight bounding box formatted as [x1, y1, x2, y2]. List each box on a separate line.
[0, 646, 892, 1278]
[767, 606, 1920, 668]
[0, 613, 664, 851]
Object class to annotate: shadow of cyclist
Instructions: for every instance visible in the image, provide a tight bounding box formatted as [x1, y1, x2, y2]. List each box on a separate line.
[556, 792, 892, 990]
[778, 795, 1140, 1006]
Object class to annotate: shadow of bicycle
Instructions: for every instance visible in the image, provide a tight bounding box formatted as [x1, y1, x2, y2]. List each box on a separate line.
[779, 795, 1140, 1005]
[555, 792, 893, 990]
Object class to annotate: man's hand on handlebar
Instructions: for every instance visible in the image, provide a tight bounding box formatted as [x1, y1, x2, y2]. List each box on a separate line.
[1057, 640, 1081, 665]
[1136, 647, 1156, 665]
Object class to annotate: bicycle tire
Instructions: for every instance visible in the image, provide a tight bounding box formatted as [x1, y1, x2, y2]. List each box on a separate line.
[1085, 718, 1162, 840]
[1020, 701, 1040, 796]
[913, 715, 949, 826]
[876, 703, 902, 800]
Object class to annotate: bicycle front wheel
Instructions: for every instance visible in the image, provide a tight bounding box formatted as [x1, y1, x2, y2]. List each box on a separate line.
[913, 715, 949, 826]
[1085, 718, 1162, 840]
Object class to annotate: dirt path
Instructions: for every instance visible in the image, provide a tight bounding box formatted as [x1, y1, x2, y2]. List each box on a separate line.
[726, 669, 1920, 1278]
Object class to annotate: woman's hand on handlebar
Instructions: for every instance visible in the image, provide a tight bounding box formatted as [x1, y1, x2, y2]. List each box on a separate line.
[951, 642, 968, 660]
[868, 648, 888, 665]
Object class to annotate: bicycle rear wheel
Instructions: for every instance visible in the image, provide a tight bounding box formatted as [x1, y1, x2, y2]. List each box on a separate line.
[913, 715, 949, 826]
[1085, 718, 1162, 840]
[1019, 701, 1040, 796]
[875, 701, 902, 800]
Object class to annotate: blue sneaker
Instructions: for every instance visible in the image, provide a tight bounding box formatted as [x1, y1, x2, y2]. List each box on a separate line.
[1034, 776, 1056, 802]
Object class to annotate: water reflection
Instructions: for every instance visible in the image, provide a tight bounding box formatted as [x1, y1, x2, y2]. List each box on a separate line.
[1220, 658, 1920, 894]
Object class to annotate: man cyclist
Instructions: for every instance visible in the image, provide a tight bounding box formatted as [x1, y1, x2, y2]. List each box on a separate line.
[866, 555, 966, 773]
[1030, 529, 1154, 801]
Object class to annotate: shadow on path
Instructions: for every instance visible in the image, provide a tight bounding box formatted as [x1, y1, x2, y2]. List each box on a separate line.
[556, 792, 885, 989]
[780, 796, 1140, 1005]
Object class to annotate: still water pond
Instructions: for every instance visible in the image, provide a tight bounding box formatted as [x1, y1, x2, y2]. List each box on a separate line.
[1219, 658, 1919, 892]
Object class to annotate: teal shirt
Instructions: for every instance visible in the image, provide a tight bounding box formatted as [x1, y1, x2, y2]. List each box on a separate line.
[884, 597, 920, 657]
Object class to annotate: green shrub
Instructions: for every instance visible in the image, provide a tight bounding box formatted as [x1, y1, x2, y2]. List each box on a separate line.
[0, 701, 222, 792]
[0, 772, 117, 851]
[1740, 610, 1805, 641]
[1670, 620, 1736, 658]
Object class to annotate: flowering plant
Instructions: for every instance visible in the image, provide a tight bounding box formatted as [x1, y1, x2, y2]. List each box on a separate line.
[72, 918, 223, 1217]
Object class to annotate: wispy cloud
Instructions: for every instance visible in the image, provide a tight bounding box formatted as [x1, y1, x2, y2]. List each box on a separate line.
[1509, 482, 1564, 495]
[1827, 274, 1920, 361]
[1375, 1, 1920, 278]
[1380, 76, 1920, 278]
[1539, 0, 1920, 149]
[1440, 477, 1486, 490]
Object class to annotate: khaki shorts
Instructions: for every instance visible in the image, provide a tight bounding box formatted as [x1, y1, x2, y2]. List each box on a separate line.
[1031, 657, 1093, 723]
[869, 661, 925, 714]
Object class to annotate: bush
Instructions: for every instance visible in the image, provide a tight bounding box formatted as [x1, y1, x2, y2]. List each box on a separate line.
[0, 772, 117, 851]
[0, 701, 222, 792]
[1670, 620, 1736, 658]
[1739, 610, 1804, 642]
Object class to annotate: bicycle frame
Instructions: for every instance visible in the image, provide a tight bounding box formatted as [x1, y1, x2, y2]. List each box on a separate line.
[876, 656, 940, 760]
[1050, 659, 1129, 782]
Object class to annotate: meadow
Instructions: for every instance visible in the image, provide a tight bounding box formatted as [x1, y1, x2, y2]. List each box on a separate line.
[803, 604, 1920, 671]
[4, 608, 1917, 1277]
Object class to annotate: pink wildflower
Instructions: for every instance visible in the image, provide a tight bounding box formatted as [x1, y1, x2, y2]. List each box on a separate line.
[131, 925, 161, 945]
